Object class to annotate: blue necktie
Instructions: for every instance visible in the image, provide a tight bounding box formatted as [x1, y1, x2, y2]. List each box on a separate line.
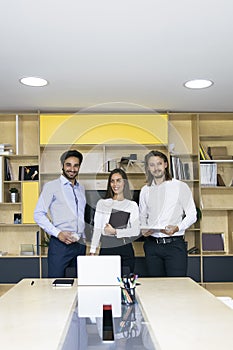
[72, 185, 85, 241]
[72, 186, 79, 213]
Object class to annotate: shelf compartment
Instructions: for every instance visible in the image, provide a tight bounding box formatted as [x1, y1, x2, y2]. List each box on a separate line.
[201, 210, 233, 254]
[0, 227, 39, 256]
[201, 187, 233, 209]
[185, 228, 201, 253]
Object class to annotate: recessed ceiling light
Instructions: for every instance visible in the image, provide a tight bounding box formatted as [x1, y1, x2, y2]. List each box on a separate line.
[19, 76, 48, 87]
[184, 79, 213, 89]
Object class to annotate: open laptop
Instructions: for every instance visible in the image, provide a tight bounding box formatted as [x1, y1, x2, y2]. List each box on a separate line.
[77, 255, 121, 286]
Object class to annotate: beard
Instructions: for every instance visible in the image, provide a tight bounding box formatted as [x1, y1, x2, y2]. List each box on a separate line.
[153, 170, 166, 179]
[62, 168, 78, 181]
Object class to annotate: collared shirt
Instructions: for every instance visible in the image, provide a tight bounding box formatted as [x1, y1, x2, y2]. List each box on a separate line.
[34, 175, 86, 238]
[90, 198, 140, 254]
[139, 178, 197, 237]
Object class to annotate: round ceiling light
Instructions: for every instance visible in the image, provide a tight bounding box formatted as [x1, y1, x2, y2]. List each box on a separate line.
[184, 79, 213, 89]
[20, 76, 48, 87]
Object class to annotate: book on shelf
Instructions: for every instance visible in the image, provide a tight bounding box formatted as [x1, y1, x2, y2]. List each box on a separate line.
[0, 156, 3, 202]
[200, 162, 217, 186]
[0, 144, 14, 155]
[18, 165, 39, 181]
[0, 143, 12, 149]
[36, 231, 40, 255]
[208, 146, 227, 157]
[183, 162, 194, 180]
[4, 157, 14, 180]
[199, 143, 211, 160]
[211, 155, 233, 160]
[202, 233, 224, 251]
[207, 146, 232, 160]
[170, 155, 194, 181]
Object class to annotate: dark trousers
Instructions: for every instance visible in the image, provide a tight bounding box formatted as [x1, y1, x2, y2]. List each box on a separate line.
[48, 236, 86, 278]
[100, 242, 135, 276]
[143, 237, 187, 277]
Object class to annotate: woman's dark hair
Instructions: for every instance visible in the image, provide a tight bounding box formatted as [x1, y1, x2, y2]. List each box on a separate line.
[105, 168, 132, 200]
[145, 150, 172, 185]
[60, 149, 83, 166]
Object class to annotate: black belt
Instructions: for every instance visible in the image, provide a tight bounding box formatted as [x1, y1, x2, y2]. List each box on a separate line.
[101, 235, 132, 246]
[147, 235, 184, 245]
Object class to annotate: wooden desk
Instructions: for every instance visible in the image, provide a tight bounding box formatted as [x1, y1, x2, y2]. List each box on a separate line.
[1, 278, 233, 349]
[0, 279, 78, 350]
[137, 278, 233, 350]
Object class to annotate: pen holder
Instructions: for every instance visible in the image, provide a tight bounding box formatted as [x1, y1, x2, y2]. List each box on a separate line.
[121, 287, 135, 305]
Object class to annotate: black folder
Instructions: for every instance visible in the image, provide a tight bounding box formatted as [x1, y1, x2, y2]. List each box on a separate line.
[202, 233, 224, 251]
[109, 209, 130, 229]
[52, 279, 74, 287]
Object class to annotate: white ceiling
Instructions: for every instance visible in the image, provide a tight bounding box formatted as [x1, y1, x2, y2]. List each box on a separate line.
[1, 0, 233, 113]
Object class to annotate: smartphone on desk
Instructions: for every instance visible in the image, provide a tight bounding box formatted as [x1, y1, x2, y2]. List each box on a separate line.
[52, 279, 74, 287]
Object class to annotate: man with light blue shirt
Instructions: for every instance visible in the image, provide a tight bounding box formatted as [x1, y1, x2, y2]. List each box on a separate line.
[34, 150, 86, 277]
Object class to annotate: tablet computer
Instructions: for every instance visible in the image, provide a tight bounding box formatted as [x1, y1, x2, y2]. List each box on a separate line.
[140, 226, 164, 231]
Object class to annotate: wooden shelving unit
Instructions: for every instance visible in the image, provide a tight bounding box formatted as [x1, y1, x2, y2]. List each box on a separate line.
[0, 112, 232, 284]
[0, 114, 40, 283]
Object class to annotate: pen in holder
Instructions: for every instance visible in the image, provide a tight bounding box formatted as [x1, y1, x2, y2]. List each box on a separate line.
[121, 286, 135, 305]
[118, 274, 138, 305]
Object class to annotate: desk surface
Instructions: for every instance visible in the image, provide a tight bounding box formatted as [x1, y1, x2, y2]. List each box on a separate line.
[137, 278, 233, 350]
[0, 279, 78, 350]
[1, 278, 233, 350]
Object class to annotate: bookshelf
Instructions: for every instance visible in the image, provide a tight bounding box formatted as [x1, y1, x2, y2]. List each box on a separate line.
[169, 113, 233, 282]
[199, 113, 233, 282]
[0, 114, 40, 283]
[0, 112, 232, 284]
[168, 113, 201, 281]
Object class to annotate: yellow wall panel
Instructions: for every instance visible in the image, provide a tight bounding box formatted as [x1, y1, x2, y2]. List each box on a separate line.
[22, 182, 39, 224]
[40, 114, 168, 145]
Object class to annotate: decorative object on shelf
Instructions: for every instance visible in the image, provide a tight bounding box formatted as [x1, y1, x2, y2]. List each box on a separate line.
[0, 251, 8, 256]
[217, 174, 226, 186]
[119, 154, 144, 173]
[18, 165, 39, 181]
[9, 187, 19, 203]
[207, 146, 233, 160]
[14, 213, 22, 224]
[20, 244, 35, 256]
[107, 159, 118, 172]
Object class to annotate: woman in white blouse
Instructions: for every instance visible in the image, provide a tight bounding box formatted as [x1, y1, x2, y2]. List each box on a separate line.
[90, 168, 140, 275]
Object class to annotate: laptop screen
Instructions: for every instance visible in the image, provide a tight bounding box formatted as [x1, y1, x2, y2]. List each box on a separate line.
[77, 255, 121, 286]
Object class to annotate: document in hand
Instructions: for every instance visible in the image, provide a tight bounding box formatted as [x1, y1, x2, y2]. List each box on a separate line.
[140, 226, 164, 231]
[109, 209, 130, 229]
[52, 279, 74, 287]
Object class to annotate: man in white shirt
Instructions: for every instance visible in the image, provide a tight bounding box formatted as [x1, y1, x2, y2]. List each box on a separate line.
[139, 150, 197, 277]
